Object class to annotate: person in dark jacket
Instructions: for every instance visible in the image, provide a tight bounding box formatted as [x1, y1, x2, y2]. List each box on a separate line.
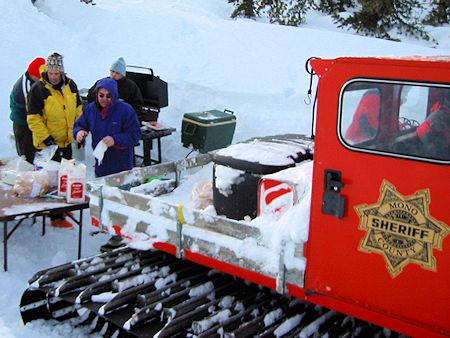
[74, 77, 141, 252]
[9, 57, 46, 163]
[87, 57, 144, 122]
[74, 77, 141, 177]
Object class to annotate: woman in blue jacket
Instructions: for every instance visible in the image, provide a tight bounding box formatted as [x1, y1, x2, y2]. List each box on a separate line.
[73, 77, 141, 177]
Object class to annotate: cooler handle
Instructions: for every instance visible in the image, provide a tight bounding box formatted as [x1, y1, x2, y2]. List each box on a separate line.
[224, 109, 234, 115]
[184, 123, 197, 136]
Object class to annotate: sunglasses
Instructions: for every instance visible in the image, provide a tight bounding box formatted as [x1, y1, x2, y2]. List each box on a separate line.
[98, 93, 112, 99]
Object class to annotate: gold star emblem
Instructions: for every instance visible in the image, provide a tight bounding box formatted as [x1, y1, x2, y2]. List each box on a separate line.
[356, 180, 449, 277]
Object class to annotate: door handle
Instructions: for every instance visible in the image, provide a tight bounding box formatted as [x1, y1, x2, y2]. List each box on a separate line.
[324, 170, 344, 192]
[322, 169, 345, 218]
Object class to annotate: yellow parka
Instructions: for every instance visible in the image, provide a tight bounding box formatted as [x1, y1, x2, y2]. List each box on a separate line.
[27, 74, 82, 149]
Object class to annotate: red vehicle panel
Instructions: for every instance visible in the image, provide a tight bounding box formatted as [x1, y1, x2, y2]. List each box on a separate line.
[306, 57, 450, 337]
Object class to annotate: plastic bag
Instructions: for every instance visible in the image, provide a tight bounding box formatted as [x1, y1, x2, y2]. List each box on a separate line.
[13, 170, 50, 198]
[1, 157, 34, 185]
[15, 157, 35, 172]
[72, 141, 85, 162]
[33, 144, 58, 170]
[43, 160, 61, 188]
[190, 181, 213, 209]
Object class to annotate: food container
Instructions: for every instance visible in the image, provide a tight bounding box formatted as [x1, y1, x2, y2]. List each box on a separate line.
[182, 109, 236, 153]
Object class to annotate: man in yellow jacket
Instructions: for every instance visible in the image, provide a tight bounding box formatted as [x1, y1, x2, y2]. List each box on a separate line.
[27, 52, 82, 228]
[28, 52, 82, 155]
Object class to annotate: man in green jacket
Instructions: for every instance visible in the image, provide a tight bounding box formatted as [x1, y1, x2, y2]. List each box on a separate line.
[9, 57, 46, 164]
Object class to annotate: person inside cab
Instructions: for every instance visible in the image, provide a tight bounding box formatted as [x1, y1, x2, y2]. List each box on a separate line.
[345, 89, 380, 144]
[416, 88, 450, 160]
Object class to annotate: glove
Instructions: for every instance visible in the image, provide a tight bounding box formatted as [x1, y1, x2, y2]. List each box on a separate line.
[43, 136, 56, 147]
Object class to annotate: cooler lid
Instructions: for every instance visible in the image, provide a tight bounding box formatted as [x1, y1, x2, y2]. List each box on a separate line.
[183, 110, 236, 124]
[213, 155, 292, 175]
[213, 134, 313, 174]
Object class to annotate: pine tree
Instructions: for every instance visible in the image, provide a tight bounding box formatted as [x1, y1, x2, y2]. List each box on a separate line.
[232, 0, 311, 26]
[231, 0, 257, 18]
[230, 0, 438, 45]
[423, 0, 450, 26]
[259, 0, 311, 25]
[335, 0, 433, 43]
[313, 0, 355, 15]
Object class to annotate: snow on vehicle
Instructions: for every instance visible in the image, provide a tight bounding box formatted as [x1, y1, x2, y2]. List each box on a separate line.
[20, 56, 450, 337]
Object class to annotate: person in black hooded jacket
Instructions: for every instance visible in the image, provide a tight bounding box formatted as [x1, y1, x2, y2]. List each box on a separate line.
[87, 57, 144, 122]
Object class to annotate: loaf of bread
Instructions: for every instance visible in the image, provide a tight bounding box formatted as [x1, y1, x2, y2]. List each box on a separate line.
[13, 171, 50, 198]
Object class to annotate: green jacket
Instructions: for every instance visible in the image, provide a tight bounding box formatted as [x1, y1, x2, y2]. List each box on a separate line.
[9, 72, 36, 126]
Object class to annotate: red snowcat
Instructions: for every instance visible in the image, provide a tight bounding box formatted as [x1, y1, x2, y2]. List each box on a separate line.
[20, 56, 449, 338]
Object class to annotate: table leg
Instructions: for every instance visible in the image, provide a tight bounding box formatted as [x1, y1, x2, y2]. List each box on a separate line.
[3, 218, 29, 271]
[78, 210, 83, 259]
[3, 221, 7, 271]
[143, 139, 151, 166]
[42, 215, 46, 236]
[157, 138, 162, 163]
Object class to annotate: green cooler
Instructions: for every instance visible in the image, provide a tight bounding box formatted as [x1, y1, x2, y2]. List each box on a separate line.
[182, 109, 236, 153]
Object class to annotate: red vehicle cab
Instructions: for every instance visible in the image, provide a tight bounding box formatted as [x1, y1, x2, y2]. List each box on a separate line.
[305, 57, 449, 337]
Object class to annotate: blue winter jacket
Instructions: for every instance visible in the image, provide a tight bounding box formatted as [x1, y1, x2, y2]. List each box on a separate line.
[73, 78, 141, 177]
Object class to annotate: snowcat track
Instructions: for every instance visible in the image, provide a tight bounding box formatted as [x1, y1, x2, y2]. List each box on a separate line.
[20, 247, 404, 337]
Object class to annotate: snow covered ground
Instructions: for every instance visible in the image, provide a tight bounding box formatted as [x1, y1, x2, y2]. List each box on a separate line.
[0, 0, 449, 337]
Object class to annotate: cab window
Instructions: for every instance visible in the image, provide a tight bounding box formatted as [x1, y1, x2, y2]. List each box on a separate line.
[340, 81, 450, 163]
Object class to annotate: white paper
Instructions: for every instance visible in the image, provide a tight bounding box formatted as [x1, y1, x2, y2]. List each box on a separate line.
[93, 141, 108, 165]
